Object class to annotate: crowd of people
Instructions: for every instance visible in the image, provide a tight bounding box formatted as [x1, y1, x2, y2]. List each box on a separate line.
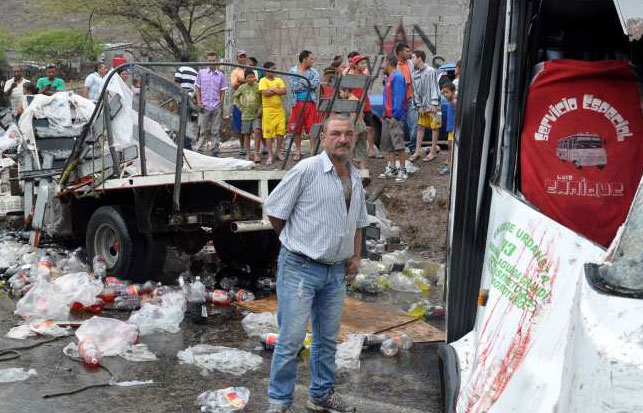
[1, 45, 459, 180]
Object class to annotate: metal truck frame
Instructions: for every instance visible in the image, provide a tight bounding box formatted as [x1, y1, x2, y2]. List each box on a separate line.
[9, 62, 316, 282]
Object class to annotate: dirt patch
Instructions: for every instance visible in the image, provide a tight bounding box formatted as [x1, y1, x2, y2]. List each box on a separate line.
[365, 150, 451, 262]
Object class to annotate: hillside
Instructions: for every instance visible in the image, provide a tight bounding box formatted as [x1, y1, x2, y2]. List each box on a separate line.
[0, 0, 139, 44]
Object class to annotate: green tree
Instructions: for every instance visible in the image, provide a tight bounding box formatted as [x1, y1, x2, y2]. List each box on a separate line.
[39, 0, 226, 60]
[17, 28, 103, 63]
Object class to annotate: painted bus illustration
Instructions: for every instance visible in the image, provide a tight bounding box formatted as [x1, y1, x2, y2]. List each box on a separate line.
[556, 134, 607, 168]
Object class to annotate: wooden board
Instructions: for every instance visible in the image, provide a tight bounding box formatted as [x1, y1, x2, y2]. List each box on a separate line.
[235, 295, 445, 343]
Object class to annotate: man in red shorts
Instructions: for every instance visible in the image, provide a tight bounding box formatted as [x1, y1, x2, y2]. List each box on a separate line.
[288, 50, 320, 161]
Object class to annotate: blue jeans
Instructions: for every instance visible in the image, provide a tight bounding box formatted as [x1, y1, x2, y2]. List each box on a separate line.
[268, 247, 347, 407]
[406, 102, 418, 152]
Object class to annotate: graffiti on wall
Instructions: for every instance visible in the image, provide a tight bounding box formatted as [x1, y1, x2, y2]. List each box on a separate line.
[374, 20, 444, 65]
[256, 21, 321, 70]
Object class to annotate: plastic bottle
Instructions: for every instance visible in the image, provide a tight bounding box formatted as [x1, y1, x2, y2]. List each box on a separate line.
[36, 256, 53, 282]
[363, 333, 390, 350]
[380, 333, 413, 357]
[260, 333, 279, 350]
[140, 280, 156, 296]
[257, 277, 277, 290]
[205, 290, 233, 305]
[188, 276, 208, 323]
[92, 256, 107, 280]
[113, 294, 141, 310]
[78, 339, 103, 368]
[231, 288, 255, 302]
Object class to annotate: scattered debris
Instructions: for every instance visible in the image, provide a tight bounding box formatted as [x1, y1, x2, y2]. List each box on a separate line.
[111, 379, 155, 387]
[0, 367, 38, 383]
[75, 316, 139, 357]
[178, 345, 263, 376]
[128, 291, 186, 335]
[196, 386, 250, 412]
[119, 344, 157, 362]
[335, 334, 365, 372]
[422, 186, 437, 203]
[241, 312, 278, 337]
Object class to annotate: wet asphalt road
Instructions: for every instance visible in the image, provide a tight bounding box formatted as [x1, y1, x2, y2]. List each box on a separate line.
[0, 293, 443, 413]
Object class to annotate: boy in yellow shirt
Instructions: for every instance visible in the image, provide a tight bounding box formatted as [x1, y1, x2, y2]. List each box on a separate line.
[257, 62, 287, 165]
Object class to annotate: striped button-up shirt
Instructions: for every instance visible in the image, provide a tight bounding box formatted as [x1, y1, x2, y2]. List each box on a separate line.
[265, 151, 369, 264]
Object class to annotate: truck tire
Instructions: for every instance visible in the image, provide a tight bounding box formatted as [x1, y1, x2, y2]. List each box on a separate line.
[132, 234, 167, 282]
[437, 343, 460, 413]
[86, 206, 142, 280]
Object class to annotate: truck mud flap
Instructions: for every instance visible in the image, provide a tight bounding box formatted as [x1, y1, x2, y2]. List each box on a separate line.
[437, 343, 460, 413]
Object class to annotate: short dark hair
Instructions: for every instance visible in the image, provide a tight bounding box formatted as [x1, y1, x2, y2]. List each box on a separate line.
[249, 57, 258, 65]
[298, 50, 312, 63]
[347, 51, 359, 59]
[95, 62, 106, 71]
[263, 61, 276, 70]
[207, 52, 217, 58]
[441, 81, 456, 92]
[244, 68, 256, 78]
[385, 54, 398, 67]
[395, 42, 410, 55]
[46, 63, 57, 69]
[179, 53, 190, 63]
[412, 50, 426, 62]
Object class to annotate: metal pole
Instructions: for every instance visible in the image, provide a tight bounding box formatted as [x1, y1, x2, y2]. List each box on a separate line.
[173, 92, 188, 212]
[103, 97, 120, 176]
[138, 72, 148, 176]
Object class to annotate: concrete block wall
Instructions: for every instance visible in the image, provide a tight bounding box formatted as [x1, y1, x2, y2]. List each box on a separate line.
[226, 0, 469, 73]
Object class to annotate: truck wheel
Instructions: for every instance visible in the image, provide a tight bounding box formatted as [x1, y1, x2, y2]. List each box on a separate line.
[131, 234, 167, 282]
[437, 344, 460, 413]
[86, 206, 142, 279]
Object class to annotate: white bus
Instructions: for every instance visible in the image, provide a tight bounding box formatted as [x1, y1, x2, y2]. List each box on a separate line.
[556, 133, 607, 168]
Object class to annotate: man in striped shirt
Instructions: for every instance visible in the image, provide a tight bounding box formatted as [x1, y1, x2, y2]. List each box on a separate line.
[174, 54, 198, 95]
[264, 115, 366, 413]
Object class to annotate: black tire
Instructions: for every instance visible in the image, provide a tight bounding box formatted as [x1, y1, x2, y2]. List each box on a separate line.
[86, 206, 142, 280]
[437, 344, 460, 413]
[129, 233, 168, 283]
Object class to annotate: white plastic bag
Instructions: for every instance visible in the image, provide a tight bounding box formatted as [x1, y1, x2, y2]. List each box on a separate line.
[389, 272, 422, 293]
[54, 272, 103, 306]
[119, 344, 157, 362]
[196, 387, 250, 412]
[15, 281, 70, 320]
[0, 125, 20, 151]
[128, 291, 186, 335]
[336, 334, 365, 372]
[75, 316, 139, 356]
[422, 186, 437, 203]
[178, 345, 263, 376]
[241, 312, 278, 337]
[6, 324, 37, 340]
[0, 241, 32, 268]
[0, 368, 37, 383]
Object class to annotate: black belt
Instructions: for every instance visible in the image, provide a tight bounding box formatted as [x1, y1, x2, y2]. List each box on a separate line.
[287, 249, 345, 267]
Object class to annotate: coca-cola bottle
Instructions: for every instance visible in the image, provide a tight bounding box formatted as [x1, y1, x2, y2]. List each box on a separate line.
[78, 339, 102, 368]
[260, 333, 279, 350]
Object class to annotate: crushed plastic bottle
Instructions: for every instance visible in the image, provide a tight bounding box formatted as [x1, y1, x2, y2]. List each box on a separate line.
[195, 387, 250, 412]
[362, 333, 390, 350]
[260, 333, 279, 350]
[380, 333, 413, 357]
[35, 256, 53, 282]
[78, 338, 103, 368]
[188, 276, 207, 323]
[206, 290, 233, 305]
[408, 300, 445, 319]
[92, 256, 107, 281]
[231, 288, 255, 302]
[257, 277, 277, 290]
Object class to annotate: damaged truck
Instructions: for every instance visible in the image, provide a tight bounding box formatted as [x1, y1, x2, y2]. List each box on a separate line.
[0, 64, 297, 282]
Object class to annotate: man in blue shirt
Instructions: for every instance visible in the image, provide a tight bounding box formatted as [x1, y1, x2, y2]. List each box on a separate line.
[378, 54, 409, 183]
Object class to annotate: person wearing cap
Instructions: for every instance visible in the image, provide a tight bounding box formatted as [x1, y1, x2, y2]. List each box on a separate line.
[288, 50, 320, 160]
[231, 50, 249, 157]
[344, 54, 376, 158]
[36, 64, 65, 96]
[3, 66, 30, 115]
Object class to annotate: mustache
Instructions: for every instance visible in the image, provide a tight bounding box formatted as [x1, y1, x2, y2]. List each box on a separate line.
[336, 143, 351, 149]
